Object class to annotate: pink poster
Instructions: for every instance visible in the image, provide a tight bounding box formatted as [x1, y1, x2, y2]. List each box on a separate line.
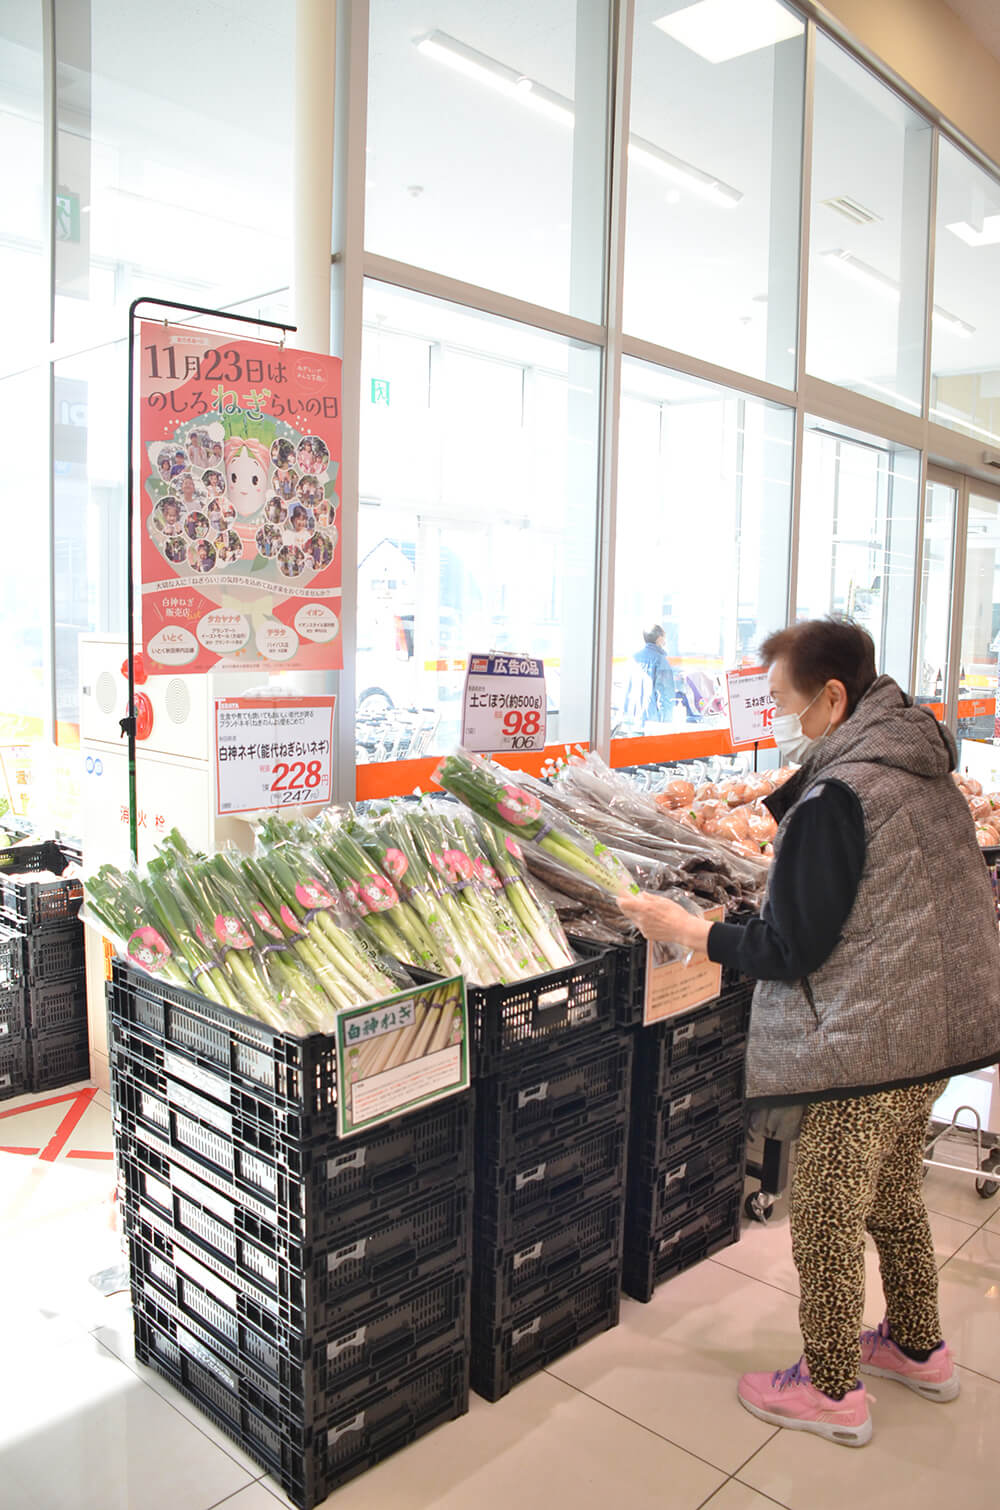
[139, 321, 342, 674]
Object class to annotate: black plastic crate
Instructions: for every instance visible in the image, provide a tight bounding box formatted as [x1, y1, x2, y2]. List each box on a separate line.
[612, 918, 751, 1027]
[129, 1225, 469, 1420]
[630, 1061, 745, 1172]
[470, 1264, 620, 1402]
[122, 1153, 471, 1338]
[475, 1117, 628, 1248]
[473, 1192, 623, 1327]
[26, 977, 87, 1036]
[0, 1034, 29, 1101]
[622, 1188, 743, 1302]
[634, 984, 751, 1098]
[135, 1301, 468, 1510]
[0, 841, 83, 931]
[627, 1125, 746, 1233]
[29, 1025, 90, 1091]
[112, 1058, 474, 1245]
[477, 1034, 633, 1165]
[0, 923, 84, 990]
[0, 984, 26, 1041]
[466, 937, 616, 1076]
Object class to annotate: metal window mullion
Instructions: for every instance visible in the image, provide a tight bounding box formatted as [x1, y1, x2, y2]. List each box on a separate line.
[787, 18, 816, 623]
[592, 0, 634, 762]
[42, 0, 57, 745]
[331, 0, 370, 804]
[946, 475, 969, 731]
[910, 448, 930, 695]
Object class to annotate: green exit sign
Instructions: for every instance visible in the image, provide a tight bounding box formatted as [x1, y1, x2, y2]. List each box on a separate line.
[370, 378, 390, 406]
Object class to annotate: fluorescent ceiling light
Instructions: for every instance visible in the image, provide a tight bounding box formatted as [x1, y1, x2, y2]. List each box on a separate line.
[654, 0, 804, 64]
[946, 214, 1000, 248]
[415, 32, 573, 126]
[820, 249, 975, 337]
[416, 30, 741, 209]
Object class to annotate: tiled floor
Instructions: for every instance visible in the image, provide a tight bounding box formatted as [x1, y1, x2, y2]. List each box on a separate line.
[2, 1082, 999, 1510]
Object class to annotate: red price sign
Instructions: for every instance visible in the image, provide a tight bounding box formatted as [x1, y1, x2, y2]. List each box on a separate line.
[215, 696, 336, 816]
[462, 652, 547, 754]
[725, 666, 775, 749]
[501, 709, 543, 740]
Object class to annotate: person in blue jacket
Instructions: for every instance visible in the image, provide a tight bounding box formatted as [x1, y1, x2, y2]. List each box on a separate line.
[625, 625, 676, 728]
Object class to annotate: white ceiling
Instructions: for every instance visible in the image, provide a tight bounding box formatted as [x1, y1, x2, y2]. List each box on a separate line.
[943, 0, 1000, 64]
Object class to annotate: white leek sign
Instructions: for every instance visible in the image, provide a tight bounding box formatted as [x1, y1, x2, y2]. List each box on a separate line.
[462, 653, 546, 754]
[725, 666, 774, 749]
[215, 695, 335, 815]
[334, 977, 469, 1137]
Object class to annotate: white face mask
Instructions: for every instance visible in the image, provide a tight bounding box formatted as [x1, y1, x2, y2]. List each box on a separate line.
[771, 686, 832, 764]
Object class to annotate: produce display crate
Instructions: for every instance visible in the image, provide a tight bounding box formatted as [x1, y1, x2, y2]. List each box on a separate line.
[129, 1225, 470, 1422]
[474, 1116, 628, 1247]
[0, 840, 83, 931]
[632, 983, 752, 1099]
[25, 977, 88, 1036]
[475, 1033, 633, 1166]
[135, 1298, 469, 1510]
[627, 1125, 746, 1233]
[122, 1164, 472, 1339]
[622, 1187, 743, 1303]
[470, 1264, 620, 1402]
[0, 1034, 29, 1101]
[472, 1191, 623, 1327]
[112, 1056, 474, 1247]
[0, 983, 26, 1041]
[465, 937, 616, 1076]
[612, 915, 752, 1027]
[630, 1061, 745, 1173]
[29, 1026, 91, 1092]
[0, 922, 85, 991]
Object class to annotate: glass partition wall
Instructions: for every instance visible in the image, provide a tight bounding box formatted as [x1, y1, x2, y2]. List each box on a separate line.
[7, 0, 1000, 822]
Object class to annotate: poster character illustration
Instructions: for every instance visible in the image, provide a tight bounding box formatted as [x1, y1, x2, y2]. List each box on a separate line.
[139, 321, 342, 673]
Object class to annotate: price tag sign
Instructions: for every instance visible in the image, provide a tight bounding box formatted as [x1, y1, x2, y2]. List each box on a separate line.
[642, 907, 725, 1027]
[215, 695, 335, 816]
[462, 653, 546, 754]
[335, 977, 469, 1138]
[725, 666, 775, 749]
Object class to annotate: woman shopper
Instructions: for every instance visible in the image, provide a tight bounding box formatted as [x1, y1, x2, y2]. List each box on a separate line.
[620, 617, 1000, 1449]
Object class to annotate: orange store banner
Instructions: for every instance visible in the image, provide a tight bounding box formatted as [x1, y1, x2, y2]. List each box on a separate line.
[138, 321, 343, 675]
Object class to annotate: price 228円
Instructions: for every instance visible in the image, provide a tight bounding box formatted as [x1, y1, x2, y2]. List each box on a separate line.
[269, 759, 326, 804]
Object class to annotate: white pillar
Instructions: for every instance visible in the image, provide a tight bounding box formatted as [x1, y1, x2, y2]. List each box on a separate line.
[293, 0, 337, 354]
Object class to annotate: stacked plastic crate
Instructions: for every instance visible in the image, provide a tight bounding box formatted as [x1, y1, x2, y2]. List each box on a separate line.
[468, 944, 633, 1399]
[619, 944, 752, 1303]
[108, 958, 473, 1510]
[0, 841, 86, 1101]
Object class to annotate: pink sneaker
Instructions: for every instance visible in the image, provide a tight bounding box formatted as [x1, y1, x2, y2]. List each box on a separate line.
[859, 1318, 960, 1402]
[737, 1357, 872, 1447]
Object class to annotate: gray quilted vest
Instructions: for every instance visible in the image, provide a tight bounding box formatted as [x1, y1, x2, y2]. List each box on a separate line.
[747, 676, 1000, 1103]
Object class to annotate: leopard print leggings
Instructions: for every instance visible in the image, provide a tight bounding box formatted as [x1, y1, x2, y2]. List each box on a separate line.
[790, 1078, 947, 1399]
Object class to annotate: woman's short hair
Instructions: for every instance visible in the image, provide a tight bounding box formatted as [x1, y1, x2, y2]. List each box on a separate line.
[643, 625, 665, 645]
[760, 617, 877, 715]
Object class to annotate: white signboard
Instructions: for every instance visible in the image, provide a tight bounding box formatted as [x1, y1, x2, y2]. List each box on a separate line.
[215, 695, 335, 815]
[725, 666, 774, 749]
[462, 653, 546, 754]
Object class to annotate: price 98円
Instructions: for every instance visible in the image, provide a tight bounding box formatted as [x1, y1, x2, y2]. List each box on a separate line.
[501, 708, 542, 749]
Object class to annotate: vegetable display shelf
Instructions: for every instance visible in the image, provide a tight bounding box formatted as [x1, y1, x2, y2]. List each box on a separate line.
[0, 1034, 29, 1101]
[30, 1026, 91, 1092]
[0, 922, 85, 993]
[0, 840, 83, 932]
[470, 1266, 620, 1403]
[472, 1191, 624, 1328]
[622, 1187, 743, 1303]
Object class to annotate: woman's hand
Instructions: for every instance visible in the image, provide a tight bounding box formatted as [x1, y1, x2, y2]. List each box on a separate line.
[618, 892, 713, 954]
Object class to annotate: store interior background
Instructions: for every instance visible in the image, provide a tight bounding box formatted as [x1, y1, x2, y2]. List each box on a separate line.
[4, 0, 1000, 833]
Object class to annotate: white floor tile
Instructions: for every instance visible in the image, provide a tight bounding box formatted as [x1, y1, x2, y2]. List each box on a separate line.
[713, 1207, 977, 1324]
[208, 1484, 286, 1510]
[263, 1371, 726, 1510]
[0, 1327, 253, 1510]
[740, 1362, 1000, 1510]
[547, 1257, 794, 1473]
[703, 1482, 790, 1510]
[920, 1154, 1000, 1226]
[936, 1222, 1000, 1382]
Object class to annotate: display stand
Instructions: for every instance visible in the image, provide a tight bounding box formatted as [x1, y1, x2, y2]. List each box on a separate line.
[123, 297, 296, 862]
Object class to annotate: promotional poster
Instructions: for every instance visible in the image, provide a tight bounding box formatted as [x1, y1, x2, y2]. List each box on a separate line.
[138, 321, 343, 674]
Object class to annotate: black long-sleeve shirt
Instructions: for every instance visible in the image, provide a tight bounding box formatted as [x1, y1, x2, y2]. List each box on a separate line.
[707, 779, 866, 981]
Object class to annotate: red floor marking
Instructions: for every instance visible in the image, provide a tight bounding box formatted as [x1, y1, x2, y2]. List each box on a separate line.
[40, 1087, 99, 1163]
[0, 1145, 41, 1155]
[65, 1149, 115, 1160]
[0, 1090, 86, 1122]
